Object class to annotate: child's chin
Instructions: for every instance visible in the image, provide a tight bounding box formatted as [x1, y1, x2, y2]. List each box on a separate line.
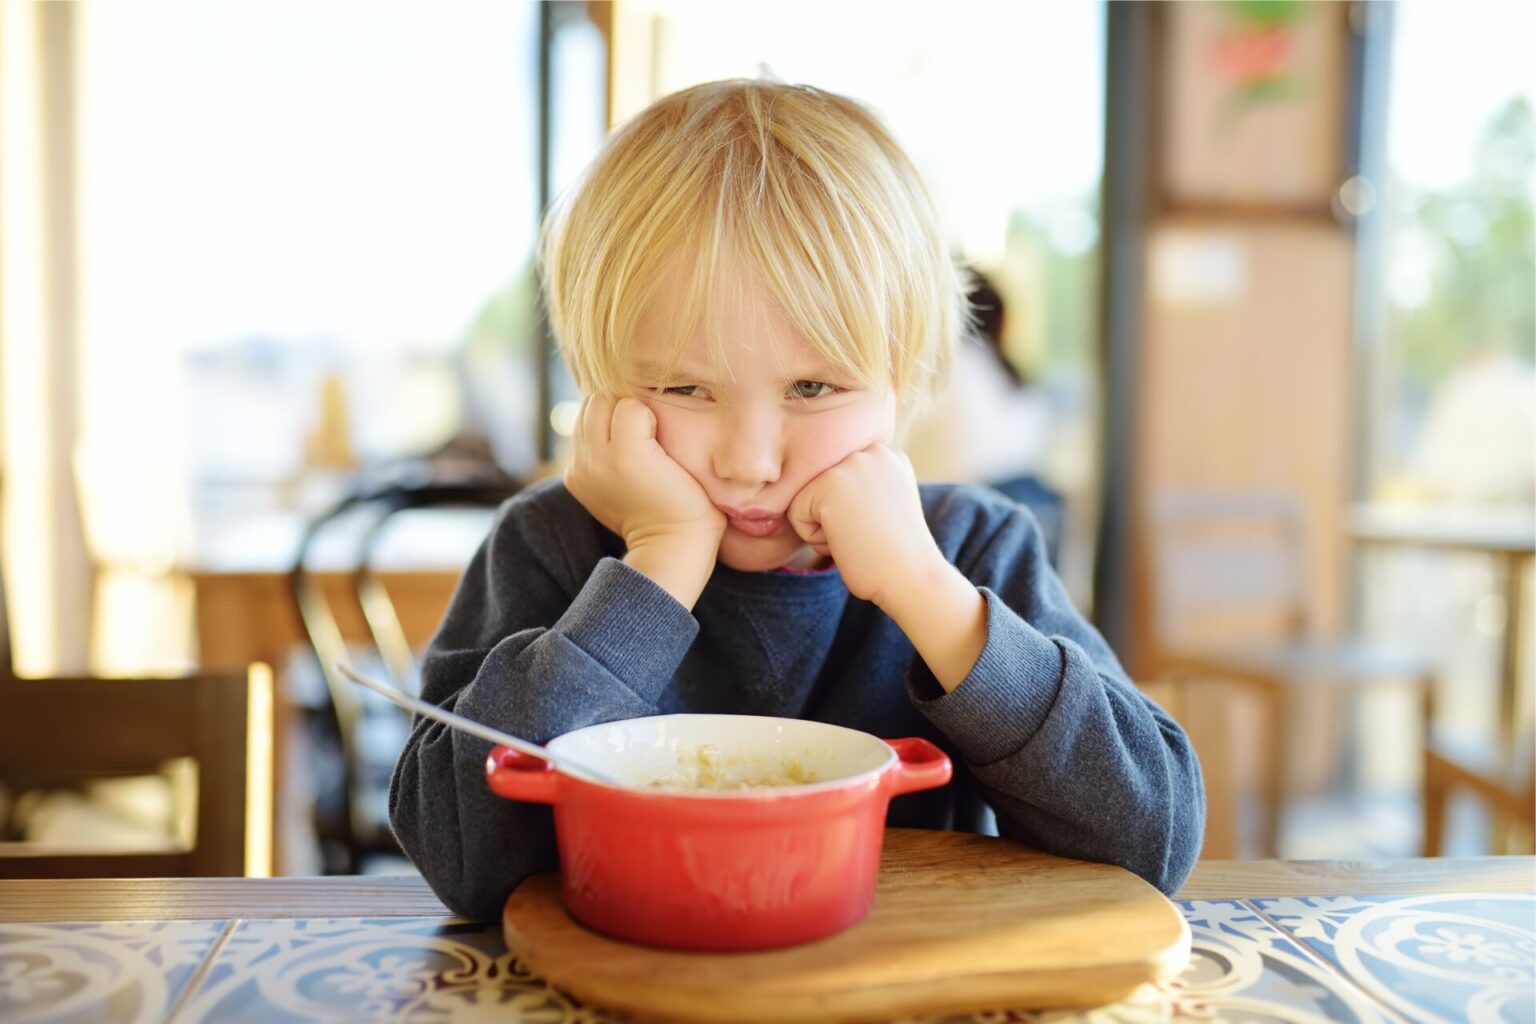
[717, 536, 802, 573]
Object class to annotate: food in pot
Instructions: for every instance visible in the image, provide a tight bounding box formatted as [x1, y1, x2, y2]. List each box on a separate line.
[638, 742, 820, 790]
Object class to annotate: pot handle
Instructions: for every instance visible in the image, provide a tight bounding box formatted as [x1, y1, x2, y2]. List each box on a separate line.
[883, 737, 953, 796]
[485, 745, 561, 805]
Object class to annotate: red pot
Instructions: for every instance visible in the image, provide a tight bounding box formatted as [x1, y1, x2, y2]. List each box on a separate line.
[486, 713, 952, 951]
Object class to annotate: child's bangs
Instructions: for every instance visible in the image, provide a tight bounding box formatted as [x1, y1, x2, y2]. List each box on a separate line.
[720, 152, 894, 391]
[633, 226, 732, 392]
[544, 79, 963, 406]
[732, 226, 889, 392]
[617, 184, 882, 396]
[562, 148, 724, 395]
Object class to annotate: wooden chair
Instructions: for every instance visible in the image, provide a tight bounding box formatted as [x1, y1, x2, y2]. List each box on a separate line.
[0, 525, 10, 679]
[1147, 493, 1435, 857]
[0, 671, 256, 878]
[1422, 685, 1534, 856]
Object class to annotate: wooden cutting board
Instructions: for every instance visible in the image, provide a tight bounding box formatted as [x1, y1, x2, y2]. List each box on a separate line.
[502, 827, 1190, 1023]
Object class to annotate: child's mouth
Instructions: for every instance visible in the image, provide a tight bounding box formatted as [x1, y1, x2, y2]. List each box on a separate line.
[726, 513, 784, 539]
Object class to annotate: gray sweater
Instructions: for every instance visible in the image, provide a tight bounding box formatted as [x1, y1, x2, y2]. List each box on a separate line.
[390, 478, 1204, 920]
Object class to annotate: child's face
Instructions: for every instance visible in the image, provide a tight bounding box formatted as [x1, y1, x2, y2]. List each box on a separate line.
[626, 257, 897, 572]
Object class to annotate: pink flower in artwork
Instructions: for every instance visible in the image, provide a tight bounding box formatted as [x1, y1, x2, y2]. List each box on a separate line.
[1208, 24, 1296, 86]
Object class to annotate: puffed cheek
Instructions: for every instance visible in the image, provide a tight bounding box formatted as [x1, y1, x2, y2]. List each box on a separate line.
[648, 405, 711, 469]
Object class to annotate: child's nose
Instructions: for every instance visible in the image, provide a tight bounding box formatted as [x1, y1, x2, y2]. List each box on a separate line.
[712, 407, 783, 486]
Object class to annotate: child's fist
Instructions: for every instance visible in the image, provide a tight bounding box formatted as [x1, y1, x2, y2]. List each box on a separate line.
[787, 444, 944, 606]
[565, 395, 725, 552]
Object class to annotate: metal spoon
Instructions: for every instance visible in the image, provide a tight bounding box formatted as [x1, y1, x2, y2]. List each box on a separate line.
[335, 661, 624, 787]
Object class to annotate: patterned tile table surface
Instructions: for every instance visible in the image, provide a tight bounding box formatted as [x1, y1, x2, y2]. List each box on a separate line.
[2, 893, 1531, 1023]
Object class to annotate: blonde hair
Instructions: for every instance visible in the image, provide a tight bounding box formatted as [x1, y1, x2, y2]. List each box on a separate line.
[539, 79, 963, 412]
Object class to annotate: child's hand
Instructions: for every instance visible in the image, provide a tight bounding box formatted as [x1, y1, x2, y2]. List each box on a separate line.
[789, 443, 989, 692]
[786, 444, 944, 606]
[566, 395, 724, 608]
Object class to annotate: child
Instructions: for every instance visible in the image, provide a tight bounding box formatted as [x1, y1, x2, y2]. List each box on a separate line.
[390, 80, 1204, 921]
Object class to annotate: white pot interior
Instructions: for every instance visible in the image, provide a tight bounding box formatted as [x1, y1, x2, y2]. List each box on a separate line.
[547, 714, 895, 793]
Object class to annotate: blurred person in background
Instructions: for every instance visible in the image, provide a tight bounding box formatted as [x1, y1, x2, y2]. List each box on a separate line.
[906, 268, 1062, 561]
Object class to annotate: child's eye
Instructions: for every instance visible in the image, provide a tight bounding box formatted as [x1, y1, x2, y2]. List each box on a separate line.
[662, 385, 704, 398]
[789, 380, 840, 400]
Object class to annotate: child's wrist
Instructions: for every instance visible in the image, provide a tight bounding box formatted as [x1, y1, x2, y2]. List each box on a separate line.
[876, 555, 988, 692]
[622, 531, 719, 611]
[873, 552, 965, 623]
[878, 552, 970, 632]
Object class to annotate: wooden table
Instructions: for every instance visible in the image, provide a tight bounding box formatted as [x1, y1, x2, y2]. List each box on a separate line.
[3, 851, 1531, 1023]
[185, 504, 490, 670]
[189, 569, 461, 673]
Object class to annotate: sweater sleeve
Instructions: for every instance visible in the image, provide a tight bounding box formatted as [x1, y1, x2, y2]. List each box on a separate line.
[905, 491, 1205, 895]
[388, 497, 699, 920]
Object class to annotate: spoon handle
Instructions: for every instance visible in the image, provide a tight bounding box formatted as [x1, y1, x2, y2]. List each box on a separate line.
[335, 661, 619, 786]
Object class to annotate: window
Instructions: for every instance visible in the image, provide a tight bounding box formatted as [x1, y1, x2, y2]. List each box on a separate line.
[70, 0, 543, 668]
[1366, 2, 1534, 505]
[1354, 0, 1534, 818]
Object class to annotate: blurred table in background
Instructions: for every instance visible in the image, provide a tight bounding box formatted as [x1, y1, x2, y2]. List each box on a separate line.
[1349, 503, 1534, 753]
[187, 506, 486, 670]
[191, 568, 461, 672]
[1350, 503, 1535, 855]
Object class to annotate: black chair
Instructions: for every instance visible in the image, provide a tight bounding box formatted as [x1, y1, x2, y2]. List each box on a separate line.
[291, 477, 522, 874]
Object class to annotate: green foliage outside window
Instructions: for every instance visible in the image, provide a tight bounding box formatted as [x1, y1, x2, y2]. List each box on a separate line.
[1390, 97, 1535, 389]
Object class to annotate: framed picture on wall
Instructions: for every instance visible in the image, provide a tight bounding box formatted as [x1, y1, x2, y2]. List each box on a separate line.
[1153, 0, 1353, 217]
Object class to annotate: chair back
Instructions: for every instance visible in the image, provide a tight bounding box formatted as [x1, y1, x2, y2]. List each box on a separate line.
[1148, 492, 1309, 657]
[0, 671, 254, 877]
[290, 478, 520, 872]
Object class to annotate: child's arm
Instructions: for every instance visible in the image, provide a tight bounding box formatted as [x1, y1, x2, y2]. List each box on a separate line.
[388, 493, 700, 920]
[788, 444, 987, 688]
[792, 455, 1204, 894]
[392, 397, 723, 920]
